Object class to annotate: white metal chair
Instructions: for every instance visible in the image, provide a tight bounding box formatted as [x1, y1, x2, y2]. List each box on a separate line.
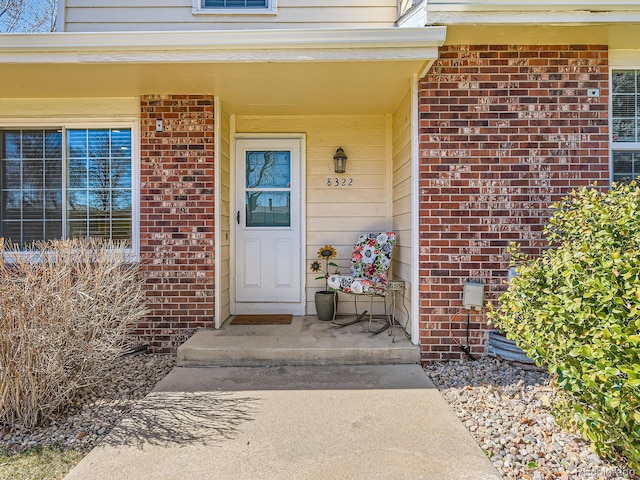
[327, 231, 396, 332]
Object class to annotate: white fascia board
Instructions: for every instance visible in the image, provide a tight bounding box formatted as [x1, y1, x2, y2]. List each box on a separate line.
[0, 27, 446, 64]
[428, 11, 640, 24]
[427, 1, 640, 24]
[0, 47, 442, 64]
[428, 0, 640, 11]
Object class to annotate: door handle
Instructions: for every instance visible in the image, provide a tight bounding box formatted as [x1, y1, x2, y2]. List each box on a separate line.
[237, 211, 240, 225]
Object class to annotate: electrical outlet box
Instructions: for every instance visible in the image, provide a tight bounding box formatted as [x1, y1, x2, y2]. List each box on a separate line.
[587, 88, 599, 98]
[463, 281, 485, 311]
[388, 280, 406, 292]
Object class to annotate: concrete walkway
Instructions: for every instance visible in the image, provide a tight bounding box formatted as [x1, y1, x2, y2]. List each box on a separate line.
[64, 364, 501, 480]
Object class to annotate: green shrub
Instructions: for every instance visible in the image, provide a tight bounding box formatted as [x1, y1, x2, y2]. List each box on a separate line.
[0, 238, 147, 429]
[488, 182, 640, 473]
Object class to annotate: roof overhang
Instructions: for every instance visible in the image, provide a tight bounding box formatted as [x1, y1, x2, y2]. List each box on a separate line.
[442, 23, 640, 49]
[394, 1, 640, 48]
[0, 27, 446, 115]
[422, 1, 640, 25]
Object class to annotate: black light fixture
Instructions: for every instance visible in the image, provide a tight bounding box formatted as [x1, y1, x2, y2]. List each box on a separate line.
[333, 147, 347, 173]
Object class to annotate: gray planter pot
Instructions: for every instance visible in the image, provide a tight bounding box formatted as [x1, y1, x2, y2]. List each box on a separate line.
[315, 291, 338, 321]
[486, 330, 535, 364]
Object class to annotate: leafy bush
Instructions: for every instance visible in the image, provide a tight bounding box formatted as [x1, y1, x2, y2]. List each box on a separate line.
[488, 182, 640, 473]
[0, 238, 147, 429]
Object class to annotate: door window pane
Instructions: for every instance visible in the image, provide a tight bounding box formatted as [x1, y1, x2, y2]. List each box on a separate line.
[246, 192, 290, 227]
[244, 149, 291, 228]
[246, 151, 290, 188]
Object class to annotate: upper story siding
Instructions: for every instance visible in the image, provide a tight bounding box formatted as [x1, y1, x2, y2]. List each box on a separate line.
[61, 0, 399, 32]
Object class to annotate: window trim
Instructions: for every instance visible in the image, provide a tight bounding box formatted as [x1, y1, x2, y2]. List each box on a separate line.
[0, 118, 140, 258]
[610, 67, 640, 187]
[192, 0, 277, 16]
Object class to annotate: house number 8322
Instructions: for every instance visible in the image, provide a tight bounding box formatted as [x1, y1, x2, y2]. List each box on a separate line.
[327, 177, 354, 187]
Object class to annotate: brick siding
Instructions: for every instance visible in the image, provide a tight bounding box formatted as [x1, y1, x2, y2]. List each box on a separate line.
[418, 45, 610, 361]
[135, 94, 215, 353]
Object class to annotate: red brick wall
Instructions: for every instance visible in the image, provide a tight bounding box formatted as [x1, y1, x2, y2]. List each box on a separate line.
[135, 94, 215, 352]
[418, 45, 610, 361]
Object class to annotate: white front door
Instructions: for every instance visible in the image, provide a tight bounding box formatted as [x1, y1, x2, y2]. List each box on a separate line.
[234, 137, 304, 315]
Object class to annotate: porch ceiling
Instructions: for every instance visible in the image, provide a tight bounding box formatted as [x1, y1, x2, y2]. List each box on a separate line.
[1, 61, 426, 115]
[0, 27, 446, 116]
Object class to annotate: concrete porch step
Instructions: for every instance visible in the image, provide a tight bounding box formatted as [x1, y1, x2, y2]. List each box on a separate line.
[177, 316, 420, 367]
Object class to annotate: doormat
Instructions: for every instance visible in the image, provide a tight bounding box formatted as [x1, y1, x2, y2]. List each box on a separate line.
[230, 314, 293, 325]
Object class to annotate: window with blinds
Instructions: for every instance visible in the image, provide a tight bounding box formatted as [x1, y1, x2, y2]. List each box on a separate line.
[612, 70, 640, 184]
[204, 0, 267, 6]
[0, 127, 133, 249]
[1, 129, 63, 246]
[196, 0, 274, 13]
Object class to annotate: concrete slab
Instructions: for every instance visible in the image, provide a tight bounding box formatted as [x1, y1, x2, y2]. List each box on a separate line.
[64, 365, 501, 480]
[177, 316, 421, 367]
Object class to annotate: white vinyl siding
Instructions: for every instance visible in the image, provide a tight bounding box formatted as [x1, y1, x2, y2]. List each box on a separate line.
[62, 0, 397, 31]
[391, 88, 412, 335]
[611, 69, 640, 184]
[218, 101, 232, 324]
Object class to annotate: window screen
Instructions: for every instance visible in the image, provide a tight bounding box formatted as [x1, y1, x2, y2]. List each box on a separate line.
[0, 127, 132, 248]
[1, 129, 63, 246]
[204, 0, 267, 7]
[612, 70, 640, 183]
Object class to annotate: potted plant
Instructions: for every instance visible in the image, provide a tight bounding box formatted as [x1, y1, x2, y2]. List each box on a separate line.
[310, 245, 339, 321]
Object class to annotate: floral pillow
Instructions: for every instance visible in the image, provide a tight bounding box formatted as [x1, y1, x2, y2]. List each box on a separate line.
[350, 232, 396, 281]
[327, 232, 396, 296]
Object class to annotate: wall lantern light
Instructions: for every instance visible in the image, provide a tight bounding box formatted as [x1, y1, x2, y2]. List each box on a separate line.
[333, 147, 348, 173]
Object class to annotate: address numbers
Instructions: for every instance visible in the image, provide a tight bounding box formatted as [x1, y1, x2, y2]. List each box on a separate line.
[327, 177, 354, 187]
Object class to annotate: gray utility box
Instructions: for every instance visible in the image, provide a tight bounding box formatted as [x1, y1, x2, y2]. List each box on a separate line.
[463, 281, 484, 311]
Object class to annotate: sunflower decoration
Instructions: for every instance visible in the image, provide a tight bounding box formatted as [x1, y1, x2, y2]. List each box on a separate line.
[317, 245, 337, 261]
[310, 244, 339, 290]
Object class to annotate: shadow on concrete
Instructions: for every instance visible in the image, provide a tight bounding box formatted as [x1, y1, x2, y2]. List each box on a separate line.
[101, 391, 259, 450]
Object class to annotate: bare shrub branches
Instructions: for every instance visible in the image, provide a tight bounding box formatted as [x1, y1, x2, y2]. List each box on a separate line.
[0, 238, 148, 429]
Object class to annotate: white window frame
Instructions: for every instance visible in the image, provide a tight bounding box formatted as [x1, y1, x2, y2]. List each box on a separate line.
[398, 0, 424, 19]
[192, 0, 276, 16]
[0, 118, 140, 258]
[610, 67, 640, 186]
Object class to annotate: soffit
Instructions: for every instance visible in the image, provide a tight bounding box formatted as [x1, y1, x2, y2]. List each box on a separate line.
[443, 24, 640, 49]
[0, 61, 431, 115]
[0, 27, 445, 115]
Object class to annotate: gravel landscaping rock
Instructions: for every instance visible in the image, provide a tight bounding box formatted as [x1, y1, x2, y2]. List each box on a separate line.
[425, 357, 639, 480]
[0, 353, 175, 454]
